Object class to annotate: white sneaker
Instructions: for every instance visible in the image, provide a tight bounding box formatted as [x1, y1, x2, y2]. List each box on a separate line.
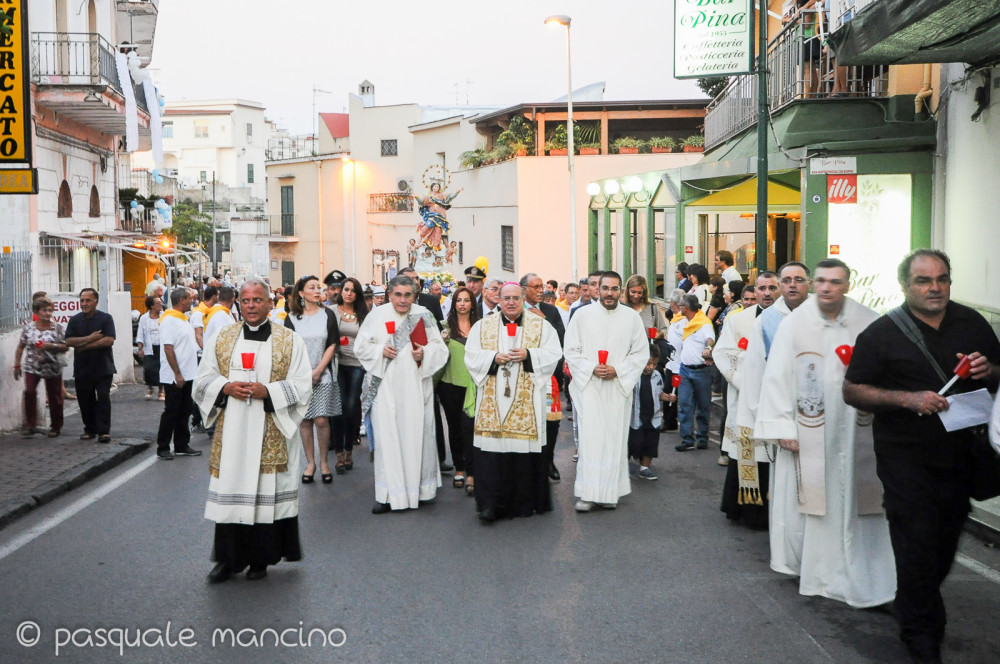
[575, 500, 594, 512]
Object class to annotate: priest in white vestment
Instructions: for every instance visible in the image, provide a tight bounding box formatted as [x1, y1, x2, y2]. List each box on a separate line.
[565, 271, 650, 512]
[193, 279, 314, 583]
[714, 272, 779, 528]
[464, 282, 562, 522]
[354, 275, 449, 513]
[754, 260, 896, 608]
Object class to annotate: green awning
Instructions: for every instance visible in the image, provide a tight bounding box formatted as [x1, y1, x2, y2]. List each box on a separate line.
[829, 0, 1000, 66]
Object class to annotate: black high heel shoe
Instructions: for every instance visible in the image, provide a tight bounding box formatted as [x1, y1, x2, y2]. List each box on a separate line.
[301, 471, 315, 484]
[321, 472, 333, 484]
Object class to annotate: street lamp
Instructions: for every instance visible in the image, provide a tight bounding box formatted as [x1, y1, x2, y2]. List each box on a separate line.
[545, 14, 577, 281]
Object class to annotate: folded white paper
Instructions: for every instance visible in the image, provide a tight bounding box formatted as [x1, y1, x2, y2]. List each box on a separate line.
[938, 388, 994, 432]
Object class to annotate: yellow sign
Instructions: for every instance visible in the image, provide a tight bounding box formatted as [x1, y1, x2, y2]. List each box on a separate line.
[0, 167, 35, 193]
[0, 0, 31, 163]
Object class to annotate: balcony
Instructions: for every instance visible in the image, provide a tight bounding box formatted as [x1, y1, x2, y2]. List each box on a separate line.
[368, 193, 414, 213]
[31, 32, 150, 136]
[116, 0, 159, 64]
[705, 11, 888, 151]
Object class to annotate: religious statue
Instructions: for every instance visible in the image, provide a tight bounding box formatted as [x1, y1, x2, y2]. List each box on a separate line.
[414, 182, 463, 252]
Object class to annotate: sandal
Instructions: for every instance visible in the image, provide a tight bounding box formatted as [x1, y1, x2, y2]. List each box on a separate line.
[453, 474, 465, 489]
[301, 471, 315, 484]
[321, 473, 333, 484]
[335, 451, 346, 475]
[465, 483, 475, 497]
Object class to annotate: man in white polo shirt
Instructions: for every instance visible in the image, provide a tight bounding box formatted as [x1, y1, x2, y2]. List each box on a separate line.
[674, 293, 717, 452]
[157, 287, 202, 460]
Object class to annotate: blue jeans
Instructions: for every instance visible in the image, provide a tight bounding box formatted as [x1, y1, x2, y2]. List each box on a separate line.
[678, 364, 712, 447]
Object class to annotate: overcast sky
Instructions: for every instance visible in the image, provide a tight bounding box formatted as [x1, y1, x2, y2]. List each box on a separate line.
[149, 0, 705, 134]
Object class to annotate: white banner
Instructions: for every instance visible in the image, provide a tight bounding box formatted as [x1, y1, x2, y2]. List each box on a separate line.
[142, 79, 163, 166]
[674, 0, 754, 79]
[114, 52, 138, 153]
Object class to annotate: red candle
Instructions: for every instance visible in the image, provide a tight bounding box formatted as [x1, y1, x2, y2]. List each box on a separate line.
[385, 321, 395, 335]
[597, 350, 609, 365]
[835, 344, 853, 367]
[648, 327, 657, 339]
[506, 322, 518, 337]
[954, 354, 973, 379]
[340, 335, 349, 346]
[737, 337, 749, 350]
[240, 352, 255, 370]
[671, 374, 682, 389]
[36, 340, 44, 348]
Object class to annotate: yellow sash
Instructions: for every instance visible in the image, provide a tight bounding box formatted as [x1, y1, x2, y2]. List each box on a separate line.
[158, 308, 188, 325]
[204, 304, 231, 325]
[195, 301, 210, 315]
[682, 310, 712, 339]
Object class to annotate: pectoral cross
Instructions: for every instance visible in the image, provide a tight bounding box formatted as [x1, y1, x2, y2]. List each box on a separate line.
[502, 364, 512, 398]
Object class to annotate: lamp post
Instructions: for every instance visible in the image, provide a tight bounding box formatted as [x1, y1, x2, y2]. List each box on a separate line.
[343, 156, 357, 275]
[211, 171, 217, 276]
[545, 14, 577, 282]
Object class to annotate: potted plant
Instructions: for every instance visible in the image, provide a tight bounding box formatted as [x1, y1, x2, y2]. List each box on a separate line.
[577, 142, 600, 155]
[682, 135, 705, 152]
[497, 115, 535, 156]
[460, 142, 490, 169]
[488, 143, 514, 164]
[545, 124, 568, 155]
[649, 136, 677, 153]
[612, 136, 644, 154]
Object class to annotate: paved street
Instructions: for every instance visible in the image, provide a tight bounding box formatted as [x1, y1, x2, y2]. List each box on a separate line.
[1, 386, 999, 663]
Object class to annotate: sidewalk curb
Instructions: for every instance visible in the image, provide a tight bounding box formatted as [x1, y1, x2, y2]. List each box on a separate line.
[0, 438, 150, 531]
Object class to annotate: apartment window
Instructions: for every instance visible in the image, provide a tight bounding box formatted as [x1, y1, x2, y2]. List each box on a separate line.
[247, 164, 254, 184]
[280, 185, 294, 236]
[194, 121, 209, 138]
[501, 226, 514, 272]
[380, 139, 398, 157]
[162, 122, 173, 138]
[281, 261, 296, 287]
[199, 171, 207, 183]
[246, 122, 253, 137]
[88, 185, 100, 218]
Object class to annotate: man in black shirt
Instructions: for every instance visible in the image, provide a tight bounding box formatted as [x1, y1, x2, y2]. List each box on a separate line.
[844, 249, 1000, 664]
[65, 288, 117, 443]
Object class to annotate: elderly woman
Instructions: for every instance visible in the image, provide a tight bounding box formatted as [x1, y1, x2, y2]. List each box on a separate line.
[14, 297, 70, 437]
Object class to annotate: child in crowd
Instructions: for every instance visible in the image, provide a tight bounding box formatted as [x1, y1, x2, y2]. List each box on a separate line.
[629, 344, 671, 480]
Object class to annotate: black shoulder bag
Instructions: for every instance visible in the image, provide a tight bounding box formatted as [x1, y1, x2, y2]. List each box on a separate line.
[887, 307, 1000, 501]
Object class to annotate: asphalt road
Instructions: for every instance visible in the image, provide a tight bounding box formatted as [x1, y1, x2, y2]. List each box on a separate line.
[1, 416, 999, 664]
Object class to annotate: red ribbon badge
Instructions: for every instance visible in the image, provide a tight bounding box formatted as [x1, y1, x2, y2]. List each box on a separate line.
[835, 345, 853, 367]
[385, 321, 395, 335]
[597, 350, 609, 365]
[737, 337, 748, 350]
[240, 352, 255, 370]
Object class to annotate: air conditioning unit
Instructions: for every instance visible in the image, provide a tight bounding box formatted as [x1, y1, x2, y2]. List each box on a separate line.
[397, 179, 412, 193]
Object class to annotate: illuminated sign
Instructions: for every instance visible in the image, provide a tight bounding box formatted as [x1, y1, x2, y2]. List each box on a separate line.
[674, 0, 754, 79]
[828, 174, 912, 313]
[0, 0, 32, 164]
[0, 167, 35, 193]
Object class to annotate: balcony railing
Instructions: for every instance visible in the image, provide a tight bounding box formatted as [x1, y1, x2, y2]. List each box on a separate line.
[31, 32, 149, 112]
[705, 10, 888, 150]
[368, 193, 415, 213]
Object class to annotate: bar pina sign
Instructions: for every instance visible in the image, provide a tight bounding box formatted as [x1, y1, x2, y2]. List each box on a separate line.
[0, 0, 31, 164]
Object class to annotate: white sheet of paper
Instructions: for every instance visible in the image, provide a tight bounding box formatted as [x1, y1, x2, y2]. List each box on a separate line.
[938, 388, 994, 432]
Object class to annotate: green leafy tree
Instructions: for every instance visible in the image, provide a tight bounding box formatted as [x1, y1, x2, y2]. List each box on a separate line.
[697, 76, 729, 100]
[166, 202, 213, 246]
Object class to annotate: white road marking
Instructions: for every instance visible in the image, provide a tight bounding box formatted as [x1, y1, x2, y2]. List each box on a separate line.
[956, 552, 1000, 586]
[0, 455, 156, 561]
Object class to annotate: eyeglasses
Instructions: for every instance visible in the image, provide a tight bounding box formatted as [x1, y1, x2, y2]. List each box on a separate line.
[485, 286, 500, 292]
[779, 277, 809, 285]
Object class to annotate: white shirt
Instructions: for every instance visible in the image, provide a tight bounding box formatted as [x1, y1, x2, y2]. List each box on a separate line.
[159, 314, 200, 383]
[203, 309, 236, 346]
[137, 312, 160, 349]
[721, 265, 742, 285]
[676, 320, 715, 367]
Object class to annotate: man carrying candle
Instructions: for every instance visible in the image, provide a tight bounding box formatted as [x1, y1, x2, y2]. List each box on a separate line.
[565, 271, 650, 512]
[192, 278, 314, 583]
[713, 271, 779, 529]
[755, 259, 895, 610]
[354, 275, 450, 514]
[844, 249, 1000, 664]
[464, 281, 562, 522]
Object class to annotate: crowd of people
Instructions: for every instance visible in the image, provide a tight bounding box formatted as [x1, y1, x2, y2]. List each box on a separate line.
[14, 248, 1000, 664]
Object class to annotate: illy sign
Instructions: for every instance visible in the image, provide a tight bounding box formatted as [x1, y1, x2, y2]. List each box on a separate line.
[828, 175, 858, 204]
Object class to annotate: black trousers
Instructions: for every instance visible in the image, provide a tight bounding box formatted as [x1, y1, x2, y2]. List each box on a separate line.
[662, 368, 678, 429]
[434, 390, 447, 463]
[157, 381, 193, 452]
[76, 373, 113, 436]
[543, 419, 559, 469]
[876, 453, 972, 651]
[331, 365, 365, 452]
[437, 382, 473, 474]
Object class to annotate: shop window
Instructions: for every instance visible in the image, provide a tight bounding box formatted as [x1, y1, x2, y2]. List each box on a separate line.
[58, 180, 72, 218]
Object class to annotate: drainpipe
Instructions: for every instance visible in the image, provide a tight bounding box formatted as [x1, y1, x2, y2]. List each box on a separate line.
[317, 160, 325, 276]
[915, 63, 933, 115]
